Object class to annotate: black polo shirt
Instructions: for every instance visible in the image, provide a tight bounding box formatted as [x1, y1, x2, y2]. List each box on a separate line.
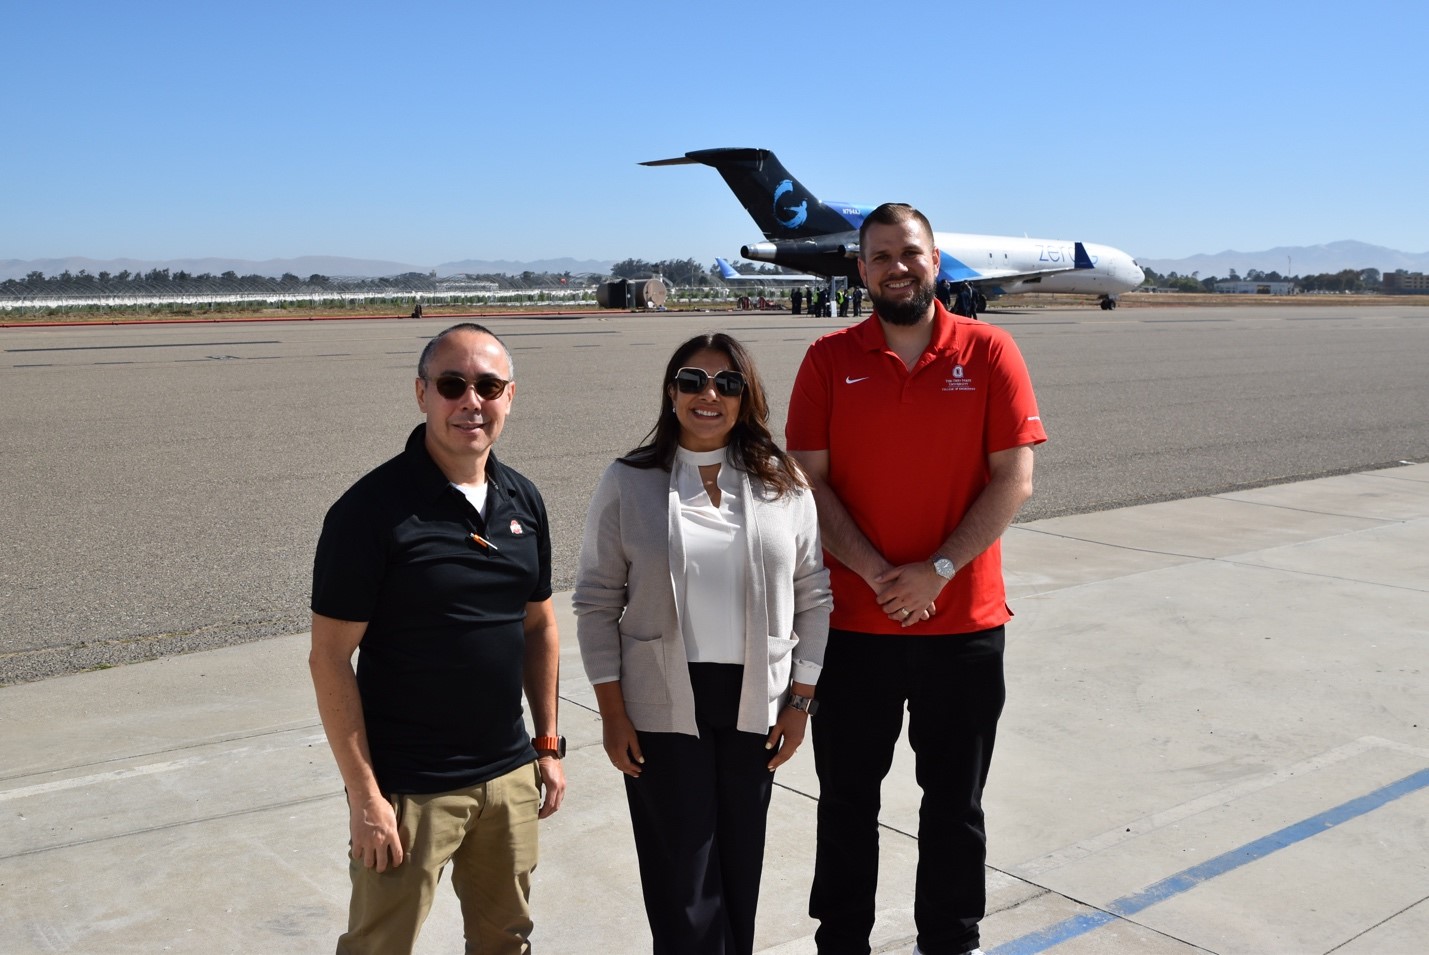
[312, 424, 553, 794]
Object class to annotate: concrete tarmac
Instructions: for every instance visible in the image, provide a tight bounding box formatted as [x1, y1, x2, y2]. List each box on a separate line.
[5, 305, 1429, 685]
[3, 463, 1426, 954]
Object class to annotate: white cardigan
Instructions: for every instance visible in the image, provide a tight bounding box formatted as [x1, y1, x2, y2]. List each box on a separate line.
[573, 457, 832, 736]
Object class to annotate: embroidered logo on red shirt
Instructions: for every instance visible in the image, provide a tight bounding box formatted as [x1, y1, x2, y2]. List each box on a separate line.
[943, 363, 976, 392]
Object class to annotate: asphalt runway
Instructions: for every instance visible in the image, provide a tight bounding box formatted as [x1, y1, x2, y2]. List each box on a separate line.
[3, 304, 1426, 684]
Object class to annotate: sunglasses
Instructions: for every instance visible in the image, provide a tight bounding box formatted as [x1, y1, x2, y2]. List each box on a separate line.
[428, 374, 511, 401]
[673, 367, 746, 397]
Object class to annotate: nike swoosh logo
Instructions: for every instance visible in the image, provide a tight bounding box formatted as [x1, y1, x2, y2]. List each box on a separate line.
[845, 376, 869, 384]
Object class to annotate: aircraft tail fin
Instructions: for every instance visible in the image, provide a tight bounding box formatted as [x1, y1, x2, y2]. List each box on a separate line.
[714, 258, 740, 280]
[1074, 242, 1094, 270]
[642, 148, 855, 240]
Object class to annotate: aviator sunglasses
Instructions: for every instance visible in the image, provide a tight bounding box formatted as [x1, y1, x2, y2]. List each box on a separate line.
[673, 367, 747, 397]
[428, 374, 512, 401]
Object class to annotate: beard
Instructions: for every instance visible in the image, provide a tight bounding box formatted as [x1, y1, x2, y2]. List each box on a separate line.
[868, 277, 936, 326]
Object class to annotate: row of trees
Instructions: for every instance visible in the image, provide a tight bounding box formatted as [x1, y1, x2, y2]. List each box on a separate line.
[3, 268, 343, 293]
[609, 257, 711, 286]
[1137, 267, 1406, 293]
[1, 269, 571, 297]
[1141, 267, 1400, 294]
[3, 258, 808, 298]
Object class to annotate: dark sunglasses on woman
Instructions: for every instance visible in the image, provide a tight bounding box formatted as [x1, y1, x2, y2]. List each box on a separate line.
[673, 367, 746, 397]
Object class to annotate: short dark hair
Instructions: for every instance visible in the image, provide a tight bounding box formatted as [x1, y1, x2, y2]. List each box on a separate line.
[621, 333, 806, 497]
[417, 322, 514, 380]
[858, 202, 935, 258]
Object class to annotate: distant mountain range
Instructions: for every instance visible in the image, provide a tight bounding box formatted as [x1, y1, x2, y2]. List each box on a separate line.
[5, 243, 1427, 284]
[435, 257, 615, 277]
[0, 255, 617, 282]
[1139, 241, 1429, 278]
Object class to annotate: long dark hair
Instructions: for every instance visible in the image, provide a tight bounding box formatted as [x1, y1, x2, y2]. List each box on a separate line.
[620, 333, 806, 497]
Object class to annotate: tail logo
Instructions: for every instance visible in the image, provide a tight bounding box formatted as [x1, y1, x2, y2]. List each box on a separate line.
[772, 179, 808, 229]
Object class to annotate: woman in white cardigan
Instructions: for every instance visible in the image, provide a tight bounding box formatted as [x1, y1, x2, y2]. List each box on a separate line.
[574, 333, 831, 955]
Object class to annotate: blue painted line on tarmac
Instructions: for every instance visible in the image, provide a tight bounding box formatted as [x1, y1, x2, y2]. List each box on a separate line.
[989, 766, 1429, 955]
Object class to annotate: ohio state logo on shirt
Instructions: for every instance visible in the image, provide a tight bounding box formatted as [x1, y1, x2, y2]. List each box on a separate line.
[510, 519, 524, 535]
[943, 362, 976, 392]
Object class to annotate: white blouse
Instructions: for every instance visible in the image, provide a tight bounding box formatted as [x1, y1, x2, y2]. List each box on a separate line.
[673, 445, 748, 666]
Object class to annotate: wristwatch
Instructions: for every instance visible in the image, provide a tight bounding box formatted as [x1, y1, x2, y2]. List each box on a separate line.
[932, 556, 957, 580]
[787, 694, 819, 716]
[533, 735, 566, 758]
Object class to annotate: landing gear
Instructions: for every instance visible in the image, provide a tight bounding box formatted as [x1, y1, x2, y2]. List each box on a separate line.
[1099, 296, 1118, 311]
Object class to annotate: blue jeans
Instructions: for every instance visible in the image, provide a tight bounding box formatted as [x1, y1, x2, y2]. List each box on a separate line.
[810, 627, 1006, 955]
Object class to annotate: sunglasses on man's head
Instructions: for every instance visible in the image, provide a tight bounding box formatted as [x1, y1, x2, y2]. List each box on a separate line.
[429, 374, 511, 401]
[673, 367, 746, 397]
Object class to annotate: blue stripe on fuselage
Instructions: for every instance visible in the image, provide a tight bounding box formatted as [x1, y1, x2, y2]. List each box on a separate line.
[937, 254, 982, 282]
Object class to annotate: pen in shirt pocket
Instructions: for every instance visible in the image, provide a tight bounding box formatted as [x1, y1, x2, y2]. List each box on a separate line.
[469, 532, 500, 551]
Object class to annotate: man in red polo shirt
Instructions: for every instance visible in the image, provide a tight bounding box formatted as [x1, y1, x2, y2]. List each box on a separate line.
[787, 203, 1046, 955]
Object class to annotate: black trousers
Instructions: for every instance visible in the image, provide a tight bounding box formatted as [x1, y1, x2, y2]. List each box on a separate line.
[625, 663, 774, 955]
[809, 627, 1006, 955]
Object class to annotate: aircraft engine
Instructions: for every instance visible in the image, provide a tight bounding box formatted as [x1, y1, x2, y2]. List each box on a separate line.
[741, 234, 858, 281]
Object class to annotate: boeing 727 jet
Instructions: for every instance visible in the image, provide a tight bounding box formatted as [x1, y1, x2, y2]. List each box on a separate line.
[644, 148, 1145, 310]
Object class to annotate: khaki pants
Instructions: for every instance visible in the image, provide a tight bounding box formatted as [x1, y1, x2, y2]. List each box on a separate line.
[337, 761, 542, 955]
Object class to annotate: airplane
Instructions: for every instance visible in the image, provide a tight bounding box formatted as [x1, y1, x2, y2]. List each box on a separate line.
[714, 257, 820, 285]
[644, 147, 1146, 310]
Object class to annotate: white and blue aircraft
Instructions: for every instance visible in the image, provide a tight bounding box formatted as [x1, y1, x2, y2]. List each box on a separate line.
[645, 148, 1145, 310]
[714, 257, 819, 285]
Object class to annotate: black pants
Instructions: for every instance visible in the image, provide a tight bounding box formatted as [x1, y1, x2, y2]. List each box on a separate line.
[810, 627, 1006, 955]
[625, 663, 773, 955]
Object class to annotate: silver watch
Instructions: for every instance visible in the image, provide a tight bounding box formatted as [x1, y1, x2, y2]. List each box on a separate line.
[932, 556, 956, 580]
[787, 693, 819, 716]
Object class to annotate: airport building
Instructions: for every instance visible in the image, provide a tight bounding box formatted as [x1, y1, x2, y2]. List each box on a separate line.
[1382, 271, 1429, 293]
[1213, 279, 1297, 295]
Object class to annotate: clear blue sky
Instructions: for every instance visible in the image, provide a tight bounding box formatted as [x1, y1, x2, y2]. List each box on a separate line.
[5, 0, 1426, 267]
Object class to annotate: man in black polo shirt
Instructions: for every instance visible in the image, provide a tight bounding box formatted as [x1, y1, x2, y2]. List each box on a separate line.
[310, 322, 565, 955]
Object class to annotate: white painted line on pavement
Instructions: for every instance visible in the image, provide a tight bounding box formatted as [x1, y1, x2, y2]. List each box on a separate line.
[0, 733, 329, 803]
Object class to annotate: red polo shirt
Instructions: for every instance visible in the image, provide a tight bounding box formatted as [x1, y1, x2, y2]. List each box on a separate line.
[786, 303, 1046, 634]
